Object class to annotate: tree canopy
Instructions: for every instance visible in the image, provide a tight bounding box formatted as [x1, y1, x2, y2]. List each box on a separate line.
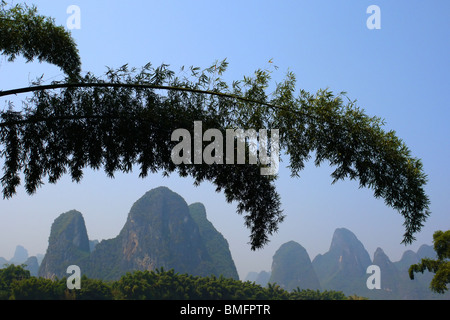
[0, 264, 351, 300]
[0, 2, 430, 250]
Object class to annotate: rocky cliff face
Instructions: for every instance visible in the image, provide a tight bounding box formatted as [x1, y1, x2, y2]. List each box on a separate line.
[263, 229, 450, 299]
[23, 256, 40, 277]
[39, 187, 238, 281]
[38, 210, 90, 279]
[369, 247, 402, 298]
[89, 187, 215, 279]
[269, 241, 321, 291]
[189, 202, 239, 280]
[313, 228, 371, 295]
[312, 228, 372, 295]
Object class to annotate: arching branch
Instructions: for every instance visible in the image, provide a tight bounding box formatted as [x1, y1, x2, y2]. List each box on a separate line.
[0, 63, 431, 247]
[0, 2, 81, 79]
[0, 0, 431, 247]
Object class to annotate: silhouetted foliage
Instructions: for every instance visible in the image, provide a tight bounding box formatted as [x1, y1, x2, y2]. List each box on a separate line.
[409, 230, 450, 294]
[0, 2, 430, 249]
[0, 1, 81, 80]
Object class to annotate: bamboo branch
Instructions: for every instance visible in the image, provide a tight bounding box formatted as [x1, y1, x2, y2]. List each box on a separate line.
[0, 82, 277, 108]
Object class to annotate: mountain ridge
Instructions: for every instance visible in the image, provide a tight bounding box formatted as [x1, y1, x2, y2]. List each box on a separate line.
[269, 241, 321, 291]
[1, 187, 445, 299]
[246, 228, 447, 299]
[38, 186, 238, 281]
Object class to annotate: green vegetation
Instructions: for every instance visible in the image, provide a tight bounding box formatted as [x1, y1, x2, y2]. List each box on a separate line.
[1, 265, 352, 300]
[409, 230, 450, 294]
[0, 1, 81, 80]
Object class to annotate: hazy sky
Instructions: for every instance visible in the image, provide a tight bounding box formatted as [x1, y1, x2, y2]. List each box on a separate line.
[0, 0, 449, 280]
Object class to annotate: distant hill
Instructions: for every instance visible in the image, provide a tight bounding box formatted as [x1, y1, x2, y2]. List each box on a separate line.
[269, 241, 321, 291]
[0, 245, 42, 276]
[0, 257, 7, 268]
[244, 271, 272, 287]
[248, 228, 450, 300]
[9, 245, 28, 265]
[254, 271, 271, 287]
[39, 210, 90, 279]
[23, 256, 39, 277]
[312, 228, 372, 296]
[38, 187, 239, 281]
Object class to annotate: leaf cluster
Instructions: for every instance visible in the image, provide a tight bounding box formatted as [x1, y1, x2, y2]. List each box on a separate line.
[0, 1, 81, 80]
[409, 230, 450, 294]
[271, 84, 430, 244]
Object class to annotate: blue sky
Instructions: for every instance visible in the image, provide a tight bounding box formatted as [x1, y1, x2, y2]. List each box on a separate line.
[0, 0, 449, 280]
